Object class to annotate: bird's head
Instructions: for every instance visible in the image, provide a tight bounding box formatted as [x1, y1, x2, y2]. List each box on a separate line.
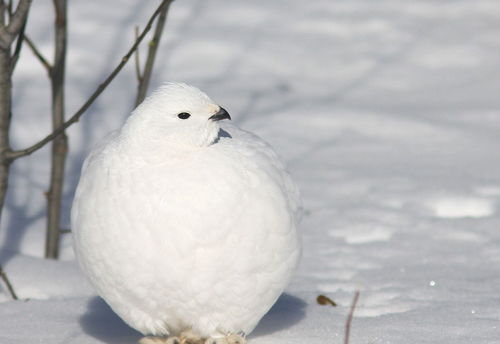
[123, 83, 231, 148]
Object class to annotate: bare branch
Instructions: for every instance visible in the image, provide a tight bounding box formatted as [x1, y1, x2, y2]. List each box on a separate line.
[9, 16, 27, 74]
[0, 26, 9, 48]
[344, 290, 360, 344]
[24, 35, 52, 74]
[0, 2, 5, 27]
[6, 0, 170, 160]
[5, 0, 33, 73]
[0, 0, 8, 48]
[0, 0, 31, 49]
[135, 0, 172, 106]
[134, 25, 142, 82]
[0, 264, 18, 300]
[6, 0, 12, 18]
[6, 0, 30, 34]
[45, 0, 68, 260]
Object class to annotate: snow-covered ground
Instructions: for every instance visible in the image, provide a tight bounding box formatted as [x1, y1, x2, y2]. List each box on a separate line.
[2, 0, 500, 343]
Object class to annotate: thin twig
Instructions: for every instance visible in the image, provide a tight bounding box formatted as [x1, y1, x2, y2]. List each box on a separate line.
[134, 0, 172, 106]
[24, 35, 52, 74]
[7, 0, 12, 17]
[6, 0, 170, 160]
[9, 16, 27, 74]
[0, 265, 18, 300]
[134, 25, 142, 82]
[0, 2, 5, 27]
[344, 290, 360, 344]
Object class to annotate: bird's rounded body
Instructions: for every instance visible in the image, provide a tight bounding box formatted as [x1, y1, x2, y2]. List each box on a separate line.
[71, 83, 301, 340]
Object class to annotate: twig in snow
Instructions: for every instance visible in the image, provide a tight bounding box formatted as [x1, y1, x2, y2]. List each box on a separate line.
[344, 290, 360, 344]
[317, 294, 337, 307]
[0, 265, 18, 300]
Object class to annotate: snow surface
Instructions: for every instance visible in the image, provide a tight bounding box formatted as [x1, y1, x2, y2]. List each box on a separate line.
[1, 0, 500, 343]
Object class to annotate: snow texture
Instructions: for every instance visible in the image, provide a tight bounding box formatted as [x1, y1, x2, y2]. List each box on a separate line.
[1, 0, 500, 343]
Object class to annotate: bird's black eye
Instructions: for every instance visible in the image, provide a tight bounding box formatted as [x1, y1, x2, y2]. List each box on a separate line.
[177, 112, 191, 120]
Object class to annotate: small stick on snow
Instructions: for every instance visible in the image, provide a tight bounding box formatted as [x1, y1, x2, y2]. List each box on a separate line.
[317, 294, 337, 307]
[0, 265, 18, 300]
[344, 290, 360, 344]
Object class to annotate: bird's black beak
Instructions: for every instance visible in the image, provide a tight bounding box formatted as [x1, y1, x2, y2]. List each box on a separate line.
[209, 107, 231, 121]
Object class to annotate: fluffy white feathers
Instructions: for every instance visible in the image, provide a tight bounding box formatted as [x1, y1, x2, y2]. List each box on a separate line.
[71, 83, 301, 340]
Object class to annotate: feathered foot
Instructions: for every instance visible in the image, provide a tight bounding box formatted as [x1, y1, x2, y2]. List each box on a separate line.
[179, 330, 204, 344]
[139, 336, 169, 344]
[226, 334, 246, 344]
[204, 334, 246, 344]
[165, 337, 181, 344]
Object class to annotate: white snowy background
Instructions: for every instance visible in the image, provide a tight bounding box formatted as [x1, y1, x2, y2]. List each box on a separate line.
[1, 0, 500, 343]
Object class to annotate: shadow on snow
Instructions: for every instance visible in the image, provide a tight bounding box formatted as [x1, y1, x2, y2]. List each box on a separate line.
[80, 293, 306, 343]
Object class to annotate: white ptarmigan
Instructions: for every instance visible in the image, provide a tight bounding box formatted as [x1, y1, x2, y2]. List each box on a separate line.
[71, 83, 301, 344]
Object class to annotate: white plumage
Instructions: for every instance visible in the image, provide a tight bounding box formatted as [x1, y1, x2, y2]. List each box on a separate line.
[71, 83, 301, 343]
